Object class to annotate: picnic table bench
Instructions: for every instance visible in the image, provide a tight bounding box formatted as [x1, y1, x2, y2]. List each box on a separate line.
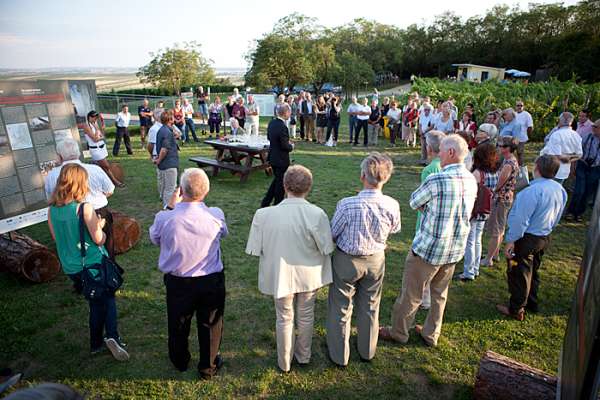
[190, 139, 272, 183]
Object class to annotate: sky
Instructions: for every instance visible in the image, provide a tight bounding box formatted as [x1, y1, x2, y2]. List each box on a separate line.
[0, 0, 580, 70]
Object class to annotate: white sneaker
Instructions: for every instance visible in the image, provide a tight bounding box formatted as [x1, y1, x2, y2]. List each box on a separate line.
[104, 338, 130, 361]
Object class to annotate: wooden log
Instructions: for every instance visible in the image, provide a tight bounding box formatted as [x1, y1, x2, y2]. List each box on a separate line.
[0, 232, 61, 283]
[109, 162, 125, 184]
[474, 351, 557, 400]
[111, 210, 141, 255]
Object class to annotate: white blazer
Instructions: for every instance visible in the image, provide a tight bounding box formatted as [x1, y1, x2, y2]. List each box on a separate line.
[246, 197, 334, 298]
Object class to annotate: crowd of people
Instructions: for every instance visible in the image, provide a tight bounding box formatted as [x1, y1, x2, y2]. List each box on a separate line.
[40, 84, 597, 382]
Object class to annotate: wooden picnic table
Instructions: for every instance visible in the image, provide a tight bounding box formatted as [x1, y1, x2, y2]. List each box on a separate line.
[189, 139, 272, 183]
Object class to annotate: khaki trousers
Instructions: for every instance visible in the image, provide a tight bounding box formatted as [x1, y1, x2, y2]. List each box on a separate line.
[327, 249, 385, 366]
[304, 116, 315, 140]
[391, 251, 455, 346]
[274, 290, 317, 372]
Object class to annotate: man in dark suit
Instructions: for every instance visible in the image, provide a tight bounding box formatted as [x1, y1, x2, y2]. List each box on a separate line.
[261, 103, 294, 207]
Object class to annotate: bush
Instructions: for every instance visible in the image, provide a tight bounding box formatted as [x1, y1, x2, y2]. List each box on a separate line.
[410, 78, 600, 141]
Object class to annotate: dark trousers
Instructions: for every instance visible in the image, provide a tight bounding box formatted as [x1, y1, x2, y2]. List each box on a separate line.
[326, 119, 340, 142]
[164, 272, 225, 376]
[507, 233, 550, 314]
[96, 207, 115, 260]
[209, 118, 221, 134]
[299, 115, 305, 139]
[261, 166, 287, 207]
[68, 273, 119, 350]
[567, 160, 600, 217]
[348, 116, 357, 142]
[354, 119, 368, 145]
[175, 122, 186, 141]
[236, 118, 245, 129]
[185, 118, 198, 141]
[389, 124, 400, 144]
[113, 127, 132, 156]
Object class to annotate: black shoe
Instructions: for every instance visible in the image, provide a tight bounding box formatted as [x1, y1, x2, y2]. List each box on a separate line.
[359, 356, 372, 363]
[194, 138, 200, 143]
[91, 345, 105, 355]
[214, 354, 224, 370]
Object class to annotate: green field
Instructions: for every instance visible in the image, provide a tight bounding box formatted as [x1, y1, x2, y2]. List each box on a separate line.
[0, 124, 586, 399]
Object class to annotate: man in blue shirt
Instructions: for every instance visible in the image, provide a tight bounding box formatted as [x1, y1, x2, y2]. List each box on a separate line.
[154, 111, 180, 207]
[497, 155, 567, 321]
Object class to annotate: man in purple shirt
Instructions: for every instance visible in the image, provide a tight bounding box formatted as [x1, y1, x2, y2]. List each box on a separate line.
[149, 168, 227, 379]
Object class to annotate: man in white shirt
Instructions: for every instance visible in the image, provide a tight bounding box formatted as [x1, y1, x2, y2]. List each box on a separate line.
[347, 96, 360, 144]
[540, 112, 583, 183]
[514, 101, 534, 166]
[246, 165, 334, 373]
[147, 120, 163, 200]
[418, 104, 435, 164]
[45, 138, 116, 258]
[113, 104, 132, 156]
[354, 98, 371, 146]
[182, 99, 198, 142]
[245, 94, 260, 135]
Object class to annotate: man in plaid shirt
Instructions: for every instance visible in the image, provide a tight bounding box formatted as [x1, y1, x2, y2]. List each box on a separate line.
[380, 135, 477, 347]
[327, 152, 401, 367]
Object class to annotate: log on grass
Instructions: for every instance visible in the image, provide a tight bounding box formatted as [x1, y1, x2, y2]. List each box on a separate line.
[109, 162, 125, 184]
[111, 210, 141, 255]
[0, 232, 60, 283]
[474, 351, 557, 400]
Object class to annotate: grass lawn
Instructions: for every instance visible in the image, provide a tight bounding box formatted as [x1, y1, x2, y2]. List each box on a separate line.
[0, 121, 587, 399]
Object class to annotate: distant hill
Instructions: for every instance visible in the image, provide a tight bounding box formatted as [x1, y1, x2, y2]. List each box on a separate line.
[0, 67, 246, 91]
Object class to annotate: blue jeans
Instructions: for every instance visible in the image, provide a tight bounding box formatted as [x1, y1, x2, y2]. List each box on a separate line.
[69, 272, 120, 350]
[348, 116, 357, 142]
[567, 160, 600, 217]
[463, 219, 486, 279]
[185, 118, 198, 141]
[175, 122, 186, 142]
[198, 103, 208, 116]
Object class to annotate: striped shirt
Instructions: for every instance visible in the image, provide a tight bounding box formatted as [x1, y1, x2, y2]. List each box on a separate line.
[582, 132, 600, 167]
[331, 189, 401, 256]
[410, 163, 478, 265]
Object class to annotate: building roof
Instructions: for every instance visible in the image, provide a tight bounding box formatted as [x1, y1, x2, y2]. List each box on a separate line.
[452, 63, 505, 70]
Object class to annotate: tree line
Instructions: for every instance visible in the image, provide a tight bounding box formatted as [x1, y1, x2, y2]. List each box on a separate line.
[245, 1, 600, 94]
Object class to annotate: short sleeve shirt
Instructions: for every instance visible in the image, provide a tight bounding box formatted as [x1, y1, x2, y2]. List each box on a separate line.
[138, 106, 152, 126]
[156, 125, 179, 170]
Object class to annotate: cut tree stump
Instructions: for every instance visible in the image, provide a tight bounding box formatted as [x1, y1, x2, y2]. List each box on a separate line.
[109, 162, 125, 184]
[111, 210, 141, 255]
[0, 232, 60, 283]
[474, 350, 557, 400]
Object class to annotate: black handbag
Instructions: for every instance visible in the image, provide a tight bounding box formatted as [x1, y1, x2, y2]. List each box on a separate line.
[78, 204, 124, 300]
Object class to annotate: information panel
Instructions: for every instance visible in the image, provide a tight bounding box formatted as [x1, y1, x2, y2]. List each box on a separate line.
[0, 80, 81, 233]
[251, 94, 276, 117]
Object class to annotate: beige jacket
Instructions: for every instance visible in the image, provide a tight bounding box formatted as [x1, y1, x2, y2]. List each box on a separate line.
[245, 197, 334, 298]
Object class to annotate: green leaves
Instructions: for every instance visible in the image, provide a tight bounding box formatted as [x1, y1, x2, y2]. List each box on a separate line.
[137, 42, 215, 95]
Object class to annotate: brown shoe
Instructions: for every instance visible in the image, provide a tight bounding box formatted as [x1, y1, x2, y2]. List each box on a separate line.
[378, 326, 395, 341]
[496, 304, 525, 321]
[414, 325, 435, 347]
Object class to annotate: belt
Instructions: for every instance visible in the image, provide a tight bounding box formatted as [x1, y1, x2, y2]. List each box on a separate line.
[89, 143, 105, 149]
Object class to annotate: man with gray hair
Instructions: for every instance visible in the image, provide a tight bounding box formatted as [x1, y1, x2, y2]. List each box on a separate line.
[44, 138, 116, 260]
[261, 103, 294, 207]
[540, 112, 583, 183]
[327, 152, 401, 367]
[380, 136, 477, 347]
[149, 168, 228, 379]
[499, 108, 522, 143]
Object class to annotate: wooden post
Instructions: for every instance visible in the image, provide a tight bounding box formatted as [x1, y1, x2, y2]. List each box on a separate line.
[474, 351, 557, 400]
[0, 232, 61, 283]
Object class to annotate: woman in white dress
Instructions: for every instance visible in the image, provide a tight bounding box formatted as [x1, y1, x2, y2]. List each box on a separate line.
[83, 110, 124, 187]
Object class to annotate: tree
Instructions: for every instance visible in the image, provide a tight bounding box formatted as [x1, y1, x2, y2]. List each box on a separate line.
[137, 42, 215, 95]
[307, 41, 339, 94]
[334, 51, 374, 98]
[245, 14, 318, 93]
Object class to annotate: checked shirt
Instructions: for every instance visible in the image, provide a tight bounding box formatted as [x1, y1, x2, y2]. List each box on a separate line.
[331, 189, 401, 256]
[410, 163, 477, 265]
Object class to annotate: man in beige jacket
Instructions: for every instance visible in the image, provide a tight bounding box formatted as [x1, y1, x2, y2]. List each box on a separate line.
[246, 165, 334, 372]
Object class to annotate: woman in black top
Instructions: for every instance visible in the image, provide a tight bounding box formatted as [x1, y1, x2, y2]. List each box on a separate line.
[325, 96, 341, 146]
[315, 95, 328, 144]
